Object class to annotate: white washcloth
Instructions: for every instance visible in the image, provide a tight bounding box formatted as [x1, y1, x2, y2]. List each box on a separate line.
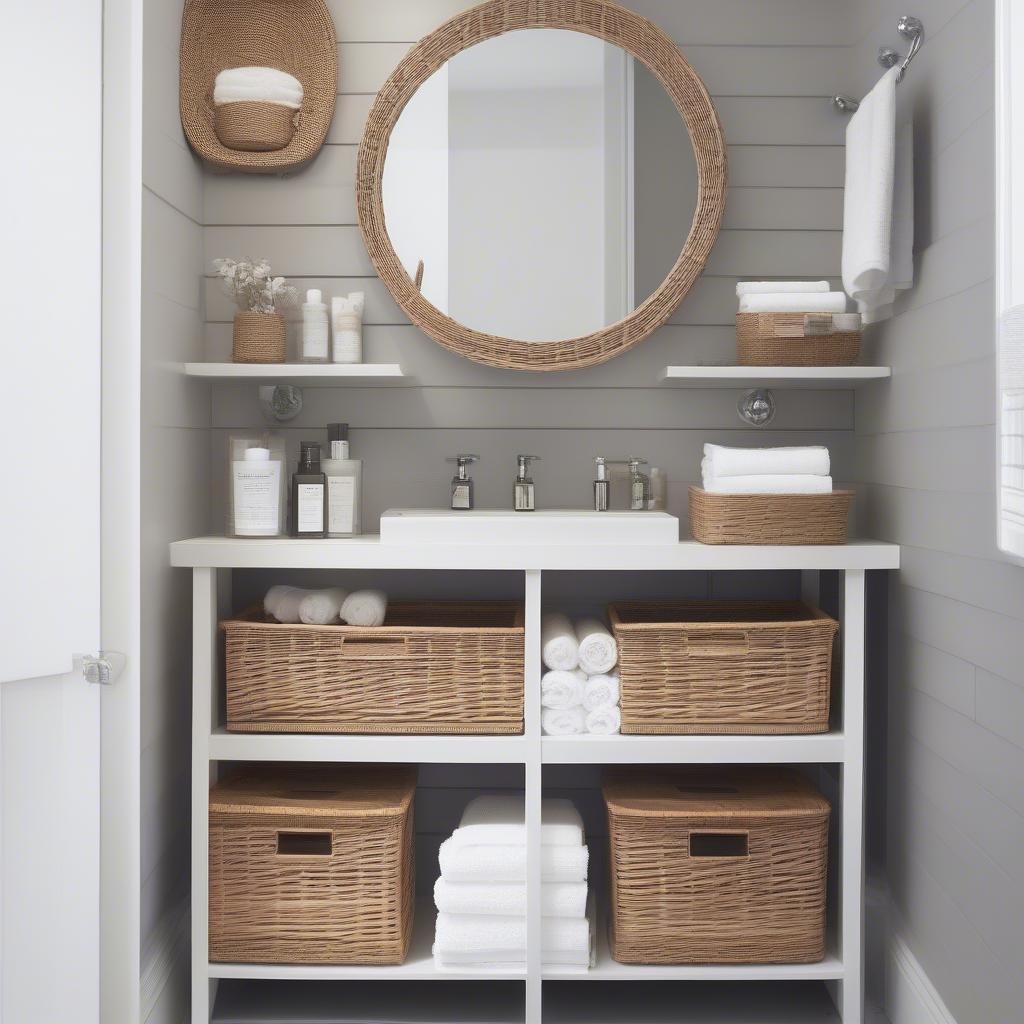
[434, 913, 590, 959]
[702, 443, 830, 478]
[541, 670, 586, 710]
[340, 589, 387, 627]
[541, 612, 580, 671]
[268, 586, 312, 623]
[574, 617, 617, 675]
[214, 67, 303, 109]
[541, 707, 586, 737]
[582, 674, 620, 713]
[448, 796, 583, 849]
[738, 291, 848, 314]
[736, 280, 830, 296]
[842, 68, 913, 324]
[297, 587, 347, 625]
[439, 839, 589, 883]
[702, 474, 834, 495]
[585, 704, 622, 735]
[433, 878, 587, 918]
[263, 584, 297, 618]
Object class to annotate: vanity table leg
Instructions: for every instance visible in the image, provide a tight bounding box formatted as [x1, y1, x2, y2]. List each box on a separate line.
[524, 569, 543, 1023]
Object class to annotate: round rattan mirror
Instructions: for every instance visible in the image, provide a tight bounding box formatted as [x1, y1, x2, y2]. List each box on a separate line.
[356, 0, 727, 372]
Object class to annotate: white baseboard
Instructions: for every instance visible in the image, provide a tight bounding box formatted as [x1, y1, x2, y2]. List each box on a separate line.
[141, 903, 189, 1024]
[885, 929, 958, 1024]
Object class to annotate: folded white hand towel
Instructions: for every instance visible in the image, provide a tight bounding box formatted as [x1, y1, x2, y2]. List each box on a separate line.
[703, 443, 831, 479]
[574, 617, 617, 675]
[298, 587, 347, 625]
[263, 584, 297, 618]
[736, 280, 830, 296]
[541, 670, 585, 710]
[433, 878, 588, 918]
[702, 474, 834, 495]
[213, 87, 302, 109]
[582, 673, 620, 713]
[340, 589, 387, 627]
[439, 838, 589, 883]
[449, 795, 583, 849]
[268, 586, 312, 623]
[738, 292, 849, 314]
[585, 704, 622, 735]
[214, 67, 303, 108]
[434, 913, 590, 956]
[541, 707, 586, 737]
[541, 612, 579, 671]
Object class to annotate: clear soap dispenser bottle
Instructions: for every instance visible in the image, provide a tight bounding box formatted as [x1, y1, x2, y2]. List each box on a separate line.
[628, 458, 650, 511]
[322, 422, 362, 537]
[448, 454, 479, 510]
[513, 455, 540, 512]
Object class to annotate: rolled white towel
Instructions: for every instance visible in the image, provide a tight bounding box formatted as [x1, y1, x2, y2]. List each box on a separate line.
[736, 280, 830, 296]
[541, 670, 585, 710]
[448, 795, 583, 849]
[438, 837, 589, 882]
[702, 474, 833, 495]
[298, 587, 348, 625]
[270, 586, 312, 623]
[541, 707, 586, 737]
[340, 589, 388, 627]
[263, 584, 295, 618]
[575, 617, 617, 675]
[433, 878, 588, 918]
[541, 612, 579, 671]
[738, 291, 848, 314]
[582, 674, 620, 712]
[585, 704, 622, 736]
[703, 443, 830, 479]
[213, 67, 303, 108]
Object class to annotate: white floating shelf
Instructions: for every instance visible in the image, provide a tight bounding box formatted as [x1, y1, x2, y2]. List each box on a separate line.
[660, 365, 891, 388]
[183, 362, 408, 385]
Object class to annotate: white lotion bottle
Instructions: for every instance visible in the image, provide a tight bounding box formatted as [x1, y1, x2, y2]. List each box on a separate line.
[331, 292, 364, 363]
[322, 422, 362, 537]
[301, 288, 329, 363]
[232, 447, 283, 537]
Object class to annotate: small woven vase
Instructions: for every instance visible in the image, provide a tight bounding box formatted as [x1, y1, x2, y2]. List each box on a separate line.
[215, 101, 297, 152]
[232, 311, 287, 363]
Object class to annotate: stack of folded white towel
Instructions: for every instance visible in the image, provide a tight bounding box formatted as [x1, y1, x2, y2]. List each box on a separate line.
[736, 281, 861, 332]
[540, 613, 620, 736]
[433, 795, 592, 970]
[701, 443, 833, 495]
[213, 67, 304, 111]
[263, 585, 388, 626]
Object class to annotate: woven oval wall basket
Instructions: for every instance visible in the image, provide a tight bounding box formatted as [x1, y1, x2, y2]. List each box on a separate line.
[179, 0, 337, 173]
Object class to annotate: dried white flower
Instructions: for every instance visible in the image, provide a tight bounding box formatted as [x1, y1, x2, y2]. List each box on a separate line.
[211, 257, 295, 313]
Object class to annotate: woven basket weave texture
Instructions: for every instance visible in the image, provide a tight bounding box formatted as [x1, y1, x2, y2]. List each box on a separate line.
[609, 601, 838, 735]
[215, 100, 297, 151]
[209, 764, 417, 964]
[231, 311, 287, 363]
[222, 602, 525, 735]
[736, 312, 861, 366]
[604, 768, 830, 964]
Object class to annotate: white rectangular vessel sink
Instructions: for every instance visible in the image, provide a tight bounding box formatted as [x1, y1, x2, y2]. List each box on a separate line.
[380, 509, 679, 545]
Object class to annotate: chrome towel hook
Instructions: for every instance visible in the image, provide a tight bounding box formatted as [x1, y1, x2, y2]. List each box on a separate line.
[832, 14, 924, 113]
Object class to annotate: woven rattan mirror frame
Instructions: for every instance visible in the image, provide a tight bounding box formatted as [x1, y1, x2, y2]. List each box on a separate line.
[356, 0, 727, 372]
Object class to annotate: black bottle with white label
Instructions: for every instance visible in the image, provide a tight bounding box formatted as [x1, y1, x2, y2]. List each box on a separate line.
[290, 441, 326, 538]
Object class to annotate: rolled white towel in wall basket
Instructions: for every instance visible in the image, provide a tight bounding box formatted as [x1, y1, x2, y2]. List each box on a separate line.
[298, 587, 347, 625]
[340, 589, 388, 627]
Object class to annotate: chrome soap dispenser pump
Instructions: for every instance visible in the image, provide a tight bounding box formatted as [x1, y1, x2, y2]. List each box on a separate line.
[448, 454, 479, 510]
[593, 457, 610, 511]
[513, 455, 540, 512]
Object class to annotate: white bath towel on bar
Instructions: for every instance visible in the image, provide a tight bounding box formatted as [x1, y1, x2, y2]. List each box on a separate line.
[448, 795, 584, 849]
[574, 617, 617, 675]
[541, 707, 587, 737]
[738, 292, 848, 314]
[541, 670, 586, 710]
[433, 878, 588, 918]
[702, 443, 830, 479]
[582, 674, 620, 713]
[541, 612, 579, 671]
[702, 474, 834, 495]
[736, 280, 830, 296]
[438, 838, 589, 883]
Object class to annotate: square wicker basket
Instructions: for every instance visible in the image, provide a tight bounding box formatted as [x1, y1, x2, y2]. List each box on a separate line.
[736, 312, 861, 366]
[608, 601, 838, 735]
[604, 767, 830, 964]
[209, 764, 417, 965]
[221, 601, 524, 735]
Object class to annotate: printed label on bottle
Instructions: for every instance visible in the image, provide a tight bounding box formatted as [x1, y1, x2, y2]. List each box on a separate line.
[297, 483, 325, 533]
[451, 483, 470, 509]
[328, 476, 355, 534]
[233, 462, 280, 536]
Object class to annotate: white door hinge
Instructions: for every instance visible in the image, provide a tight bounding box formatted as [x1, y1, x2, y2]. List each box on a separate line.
[74, 651, 127, 686]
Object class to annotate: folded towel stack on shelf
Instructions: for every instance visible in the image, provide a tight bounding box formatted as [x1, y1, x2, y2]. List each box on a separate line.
[540, 614, 621, 736]
[262, 585, 388, 626]
[736, 281, 862, 331]
[701, 443, 834, 495]
[433, 795, 592, 969]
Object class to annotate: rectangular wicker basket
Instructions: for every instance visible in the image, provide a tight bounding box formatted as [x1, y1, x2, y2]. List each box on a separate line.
[608, 601, 838, 735]
[604, 768, 830, 964]
[222, 601, 524, 735]
[736, 312, 861, 366]
[689, 486, 853, 545]
[209, 764, 417, 965]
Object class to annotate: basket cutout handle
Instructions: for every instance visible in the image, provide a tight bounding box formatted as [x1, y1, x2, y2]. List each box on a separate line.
[276, 831, 332, 857]
[689, 831, 749, 858]
[338, 636, 410, 658]
[683, 629, 750, 657]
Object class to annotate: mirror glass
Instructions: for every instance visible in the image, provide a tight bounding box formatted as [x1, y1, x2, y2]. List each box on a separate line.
[382, 29, 698, 343]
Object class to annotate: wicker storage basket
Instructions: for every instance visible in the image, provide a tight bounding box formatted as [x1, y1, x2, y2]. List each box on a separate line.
[215, 101, 296, 151]
[209, 764, 416, 965]
[689, 486, 853, 545]
[608, 601, 837, 735]
[232, 311, 287, 363]
[736, 312, 861, 366]
[604, 767, 830, 964]
[222, 602, 525, 734]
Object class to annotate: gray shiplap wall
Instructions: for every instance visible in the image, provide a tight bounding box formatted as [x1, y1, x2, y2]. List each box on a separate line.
[851, 1, 1024, 1022]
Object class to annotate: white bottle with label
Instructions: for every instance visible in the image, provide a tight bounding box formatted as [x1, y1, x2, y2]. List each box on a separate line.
[301, 288, 329, 363]
[232, 447, 283, 537]
[322, 422, 362, 537]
